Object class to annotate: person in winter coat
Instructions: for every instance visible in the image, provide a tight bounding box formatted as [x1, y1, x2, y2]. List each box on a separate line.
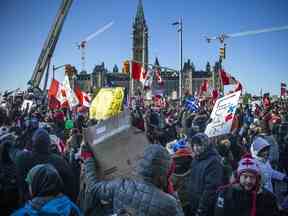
[82, 143, 184, 216]
[11, 164, 82, 216]
[170, 144, 193, 215]
[216, 139, 234, 184]
[187, 133, 223, 216]
[214, 155, 279, 216]
[0, 131, 20, 216]
[250, 136, 288, 193]
[8, 128, 77, 204]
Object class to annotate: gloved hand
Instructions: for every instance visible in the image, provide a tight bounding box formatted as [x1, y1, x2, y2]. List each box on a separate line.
[80, 142, 94, 160]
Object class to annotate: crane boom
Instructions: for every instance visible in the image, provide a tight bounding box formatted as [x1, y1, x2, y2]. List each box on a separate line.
[28, 0, 73, 88]
[77, 21, 114, 72]
[206, 25, 288, 43]
[229, 25, 288, 38]
[83, 21, 114, 44]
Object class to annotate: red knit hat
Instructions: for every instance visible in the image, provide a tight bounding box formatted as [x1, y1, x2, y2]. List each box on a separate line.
[172, 148, 192, 158]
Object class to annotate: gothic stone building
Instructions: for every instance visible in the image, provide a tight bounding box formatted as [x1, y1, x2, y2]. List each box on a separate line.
[76, 0, 216, 98]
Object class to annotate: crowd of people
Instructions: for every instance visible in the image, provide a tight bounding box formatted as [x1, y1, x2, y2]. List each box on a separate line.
[0, 90, 288, 216]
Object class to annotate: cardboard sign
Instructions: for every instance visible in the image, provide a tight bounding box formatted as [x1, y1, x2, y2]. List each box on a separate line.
[85, 109, 149, 179]
[205, 91, 241, 137]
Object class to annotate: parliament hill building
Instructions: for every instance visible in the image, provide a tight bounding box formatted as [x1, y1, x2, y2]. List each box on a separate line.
[76, 0, 217, 97]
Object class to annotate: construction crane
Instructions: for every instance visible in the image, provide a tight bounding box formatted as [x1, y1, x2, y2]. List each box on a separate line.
[77, 21, 114, 72]
[206, 25, 288, 44]
[28, 0, 73, 89]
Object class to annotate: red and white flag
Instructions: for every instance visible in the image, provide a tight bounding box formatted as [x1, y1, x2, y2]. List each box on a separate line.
[155, 68, 163, 85]
[140, 66, 148, 85]
[219, 69, 237, 85]
[143, 68, 153, 90]
[154, 58, 163, 85]
[48, 79, 67, 106]
[132, 62, 142, 80]
[62, 75, 79, 108]
[263, 93, 271, 109]
[234, 81, 243, 92]
[200, 80, 209, 95]
[211, 89, 219, 103]
[281, 81, 287, 97]
[75, 86, 91, 107]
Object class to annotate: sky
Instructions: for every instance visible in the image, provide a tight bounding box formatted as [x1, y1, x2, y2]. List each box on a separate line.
[1, 0, 288, 95]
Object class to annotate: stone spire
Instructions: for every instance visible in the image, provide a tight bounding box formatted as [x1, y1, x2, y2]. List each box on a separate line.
[135, 0, 145, 23]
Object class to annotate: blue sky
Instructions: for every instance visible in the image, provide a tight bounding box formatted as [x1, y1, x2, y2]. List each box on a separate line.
[1, 0, 288, 95]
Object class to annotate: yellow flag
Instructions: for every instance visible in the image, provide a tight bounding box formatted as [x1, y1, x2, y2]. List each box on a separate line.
[89, 87, 124, 120]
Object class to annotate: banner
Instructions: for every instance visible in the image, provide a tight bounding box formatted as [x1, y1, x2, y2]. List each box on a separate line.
[89, 87, 124, 120]
[205, 91, 241, 137]
[21, 100, 33, 112]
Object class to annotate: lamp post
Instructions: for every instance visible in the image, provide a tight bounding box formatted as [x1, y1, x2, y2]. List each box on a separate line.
[172, 17, 183, 104]
[52, 64, 68, 79]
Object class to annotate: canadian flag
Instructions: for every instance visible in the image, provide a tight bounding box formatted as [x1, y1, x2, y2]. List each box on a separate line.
[155, 67, 163, 85]
[140, 66, 148, 85]
[234, 81, 243, 92]
[143, 68, 153, 90]
[200, 80, 209, 95]
[62, 75, 79, 108]
[132, 62, 142, 80]
[219, 69, 237, 85]
[74, 86, 91, 107]
[154, 58, 163, 85]
[48, 79, 67, 107]
[263, 93, 271, 109]
[211, 89, 219, 103]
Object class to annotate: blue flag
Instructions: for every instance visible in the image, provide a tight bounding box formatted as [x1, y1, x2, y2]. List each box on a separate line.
[184, 97, 199, 113]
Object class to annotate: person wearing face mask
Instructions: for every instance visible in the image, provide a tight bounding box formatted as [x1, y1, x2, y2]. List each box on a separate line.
[187, 133, 223, 216]
[250, 137, 288, 193]
[214, 155, 279, 216]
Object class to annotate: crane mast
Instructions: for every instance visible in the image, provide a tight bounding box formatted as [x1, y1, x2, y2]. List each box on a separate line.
[28, 0, 73, 89]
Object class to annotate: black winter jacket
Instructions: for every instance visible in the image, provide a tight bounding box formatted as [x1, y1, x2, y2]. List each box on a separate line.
[187, 147, 223, 216]
[9, 129, 77, 203]
[84, 157, 184, 216]
[214, 184, 279, 216]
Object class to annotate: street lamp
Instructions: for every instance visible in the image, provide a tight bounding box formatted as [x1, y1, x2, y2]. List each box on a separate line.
[52, 64, 68, 79]
[172, 17, 183, 103]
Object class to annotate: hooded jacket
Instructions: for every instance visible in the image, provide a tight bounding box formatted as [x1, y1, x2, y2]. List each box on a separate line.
[251, 137, 285, 193]
[83, 144, 184, 216]
[12, 196, 81, 216]
[11, 164, 81, 216]
[9, 128, 77, 203]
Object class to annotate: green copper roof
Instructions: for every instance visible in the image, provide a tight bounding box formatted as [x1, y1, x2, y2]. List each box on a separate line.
[135, 0, 145, 22]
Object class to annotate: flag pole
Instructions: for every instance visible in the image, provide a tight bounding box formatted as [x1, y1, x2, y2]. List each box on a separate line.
[130, 60, 133, 102]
